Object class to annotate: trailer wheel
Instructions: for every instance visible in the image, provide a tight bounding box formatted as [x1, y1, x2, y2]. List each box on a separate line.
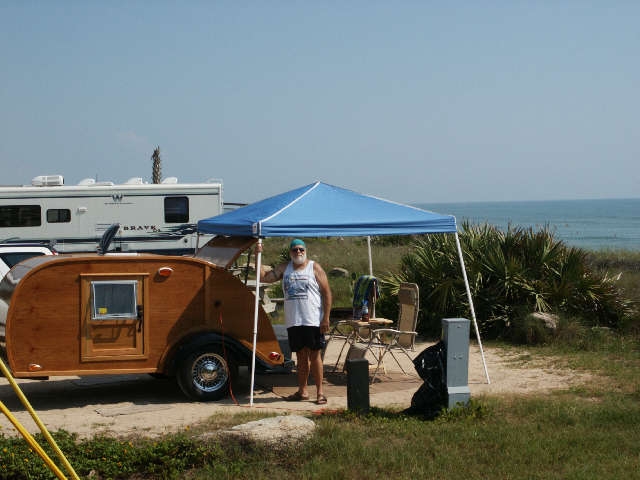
[177, 345, 236, 401]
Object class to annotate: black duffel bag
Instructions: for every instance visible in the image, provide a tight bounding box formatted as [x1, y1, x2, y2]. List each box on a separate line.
[405, 341, 446, 418]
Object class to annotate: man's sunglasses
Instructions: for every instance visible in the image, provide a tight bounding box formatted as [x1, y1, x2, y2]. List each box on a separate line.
[290, 247, 305, 253]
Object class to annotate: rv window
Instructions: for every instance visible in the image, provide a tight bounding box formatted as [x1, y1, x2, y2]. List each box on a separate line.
[47, 209, 71, 223]
[91, 280, 138, 320]
[0, 205, 41, 227]
[164, 196, 189, 223]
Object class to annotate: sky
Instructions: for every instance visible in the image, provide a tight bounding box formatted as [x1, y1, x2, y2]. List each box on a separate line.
[1, 2, 638, 205]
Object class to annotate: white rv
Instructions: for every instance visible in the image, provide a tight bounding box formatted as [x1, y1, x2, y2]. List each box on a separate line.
[0, 175, 223, 254]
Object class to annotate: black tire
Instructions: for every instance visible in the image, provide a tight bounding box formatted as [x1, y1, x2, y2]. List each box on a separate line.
[176, 345, 236, 401]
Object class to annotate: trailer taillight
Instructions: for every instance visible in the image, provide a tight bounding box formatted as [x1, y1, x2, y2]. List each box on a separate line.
[158, 267, 173, 277]
[268, 352, 281, 361]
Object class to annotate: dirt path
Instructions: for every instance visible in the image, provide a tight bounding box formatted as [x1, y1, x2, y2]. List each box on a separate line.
[0, 341, 592, 439]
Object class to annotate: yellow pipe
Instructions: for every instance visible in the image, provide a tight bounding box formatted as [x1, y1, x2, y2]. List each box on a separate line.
[0, 358, 80, 480]
[0, 400, 67, 480]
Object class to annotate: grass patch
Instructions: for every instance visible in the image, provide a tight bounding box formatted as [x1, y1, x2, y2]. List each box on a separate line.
[3, 339, 638, 479]
[12, 391, 636, 480]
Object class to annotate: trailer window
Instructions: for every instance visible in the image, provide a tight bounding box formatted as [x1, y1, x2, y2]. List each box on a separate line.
[0, 205, 41, 227]
[47, 208, 71, 223]
[91, 280, 138, 320]
[164, 196, 189, 223]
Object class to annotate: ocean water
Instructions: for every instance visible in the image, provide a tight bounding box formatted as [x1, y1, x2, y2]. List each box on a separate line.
[416, 198, 640, 251]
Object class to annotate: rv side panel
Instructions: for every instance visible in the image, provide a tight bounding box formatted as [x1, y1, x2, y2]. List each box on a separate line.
[0, 180, 223, 254]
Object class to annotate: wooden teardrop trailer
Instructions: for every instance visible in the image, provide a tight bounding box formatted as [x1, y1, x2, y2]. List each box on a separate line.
[0, 235, 288, 401]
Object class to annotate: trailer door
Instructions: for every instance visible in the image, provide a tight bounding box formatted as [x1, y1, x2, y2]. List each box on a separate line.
[80, 274, 149, 361]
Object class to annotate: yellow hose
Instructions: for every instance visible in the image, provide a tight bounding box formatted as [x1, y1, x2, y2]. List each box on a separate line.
[0, 358, 80, 480]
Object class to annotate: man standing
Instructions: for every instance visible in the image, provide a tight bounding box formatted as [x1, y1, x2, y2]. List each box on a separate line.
[260, 239, 332, 405]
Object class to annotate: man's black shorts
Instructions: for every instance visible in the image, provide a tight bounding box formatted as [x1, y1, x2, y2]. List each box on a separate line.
[287, 326, 326, 352]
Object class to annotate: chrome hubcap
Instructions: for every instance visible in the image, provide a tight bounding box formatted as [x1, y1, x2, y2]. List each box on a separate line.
[191, 353, 229, 393]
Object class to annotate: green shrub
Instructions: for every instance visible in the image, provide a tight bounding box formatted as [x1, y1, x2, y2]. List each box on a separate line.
[382, 222, 635, 339]
[0, 431, 218, 479]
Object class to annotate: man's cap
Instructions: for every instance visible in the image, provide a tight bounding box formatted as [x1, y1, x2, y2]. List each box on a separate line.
[290, 239, 306, 249]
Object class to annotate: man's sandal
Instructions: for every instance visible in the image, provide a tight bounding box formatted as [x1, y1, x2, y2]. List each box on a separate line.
[285, 391, 309, 401]
[316, 395, 328, 405]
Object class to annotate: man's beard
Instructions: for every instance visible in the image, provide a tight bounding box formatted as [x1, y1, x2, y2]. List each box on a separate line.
[291, 253, 307, 266]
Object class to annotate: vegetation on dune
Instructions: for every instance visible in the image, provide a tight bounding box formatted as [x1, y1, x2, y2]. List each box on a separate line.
[379, 222, 637, 342]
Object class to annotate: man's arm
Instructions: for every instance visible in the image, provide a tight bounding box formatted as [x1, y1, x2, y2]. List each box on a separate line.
[260, 262, 286, 283]
[314, 262, 333, 334]
[255, 243, 283, 283]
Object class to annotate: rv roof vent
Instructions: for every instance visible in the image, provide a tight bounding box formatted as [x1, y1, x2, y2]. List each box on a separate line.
[77, 178, 96, 186]
[32, 175, 64, 187]
[124, 177, 144, 185]
[161, 177, 178, 184]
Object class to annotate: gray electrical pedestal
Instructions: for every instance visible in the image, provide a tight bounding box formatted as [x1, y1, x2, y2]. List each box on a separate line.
[442, 318, 471, 408]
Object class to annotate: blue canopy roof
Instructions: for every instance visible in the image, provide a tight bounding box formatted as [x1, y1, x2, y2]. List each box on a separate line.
[197, 182, 457, 238]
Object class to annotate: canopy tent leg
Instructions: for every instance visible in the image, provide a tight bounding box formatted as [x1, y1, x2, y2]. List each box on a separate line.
[455, 232, 490, 384]
[366, 236, 378, 318]
[367, 236, 373, 276]
[249, 238, 263, 405]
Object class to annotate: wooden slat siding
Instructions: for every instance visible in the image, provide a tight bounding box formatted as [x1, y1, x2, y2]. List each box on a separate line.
[7, 260, 80, 373]
[205, 270, 281, 351]
[5, 255, 283, 378]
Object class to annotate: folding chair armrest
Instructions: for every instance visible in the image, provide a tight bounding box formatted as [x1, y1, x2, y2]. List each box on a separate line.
[371, 328, 417, 336]
[370, 328, 418, 346]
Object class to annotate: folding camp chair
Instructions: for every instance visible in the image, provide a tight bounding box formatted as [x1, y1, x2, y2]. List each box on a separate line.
[367, 282, 420, 382]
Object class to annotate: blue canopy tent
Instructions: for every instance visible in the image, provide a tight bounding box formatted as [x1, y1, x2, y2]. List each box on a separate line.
[198, 182, 489, 403]
[198, 181, 458, 237]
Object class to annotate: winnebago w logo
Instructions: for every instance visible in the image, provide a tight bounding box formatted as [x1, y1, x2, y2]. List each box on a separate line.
[111, 193, 123, 202]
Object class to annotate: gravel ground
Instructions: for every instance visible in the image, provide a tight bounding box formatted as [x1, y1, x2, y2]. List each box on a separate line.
[0, 339, 592, 438]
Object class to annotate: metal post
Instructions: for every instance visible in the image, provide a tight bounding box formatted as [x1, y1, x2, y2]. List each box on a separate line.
[249, 238, 263, 406]
[346, 358, 370, 413]
[454, 232, 490, 384]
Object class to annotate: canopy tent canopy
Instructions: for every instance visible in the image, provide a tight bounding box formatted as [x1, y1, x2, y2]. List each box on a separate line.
[197, 181, 489, 404]
[197, 182, 457, 237]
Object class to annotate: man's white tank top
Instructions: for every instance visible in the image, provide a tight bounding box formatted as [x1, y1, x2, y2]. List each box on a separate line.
[282, 260, 323, 328]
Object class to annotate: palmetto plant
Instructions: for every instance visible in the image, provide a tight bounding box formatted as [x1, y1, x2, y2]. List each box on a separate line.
[380, 222, 632, 338]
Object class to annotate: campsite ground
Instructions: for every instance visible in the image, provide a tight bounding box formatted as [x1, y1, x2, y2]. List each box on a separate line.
[0, 339, 593, 439]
